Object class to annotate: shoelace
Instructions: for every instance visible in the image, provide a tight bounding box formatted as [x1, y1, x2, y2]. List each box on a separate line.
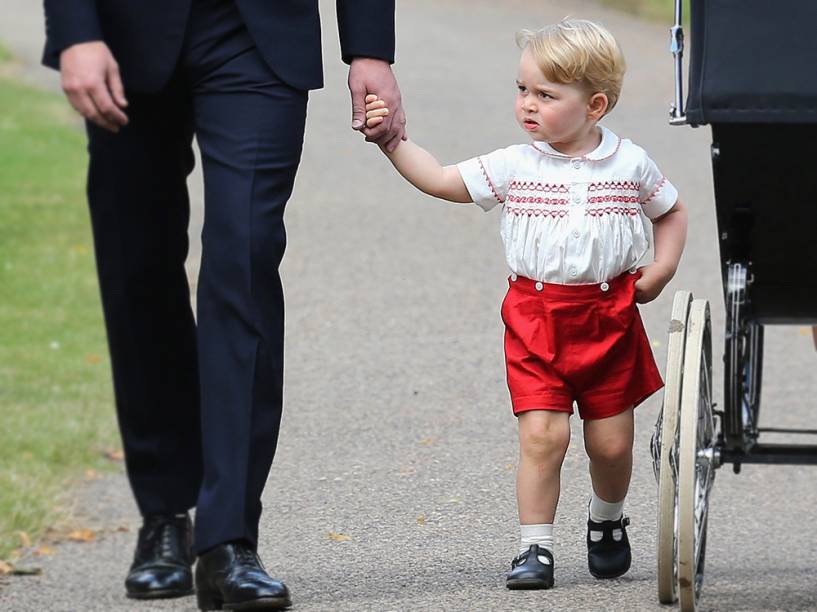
[141, 515, 184, 560]
[234, 545, 265, 570]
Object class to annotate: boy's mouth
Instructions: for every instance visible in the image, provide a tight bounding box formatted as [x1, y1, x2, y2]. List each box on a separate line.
[523, 119, 539, 130]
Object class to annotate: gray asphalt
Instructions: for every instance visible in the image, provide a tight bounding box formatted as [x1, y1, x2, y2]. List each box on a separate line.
[2, 0, 817, 611]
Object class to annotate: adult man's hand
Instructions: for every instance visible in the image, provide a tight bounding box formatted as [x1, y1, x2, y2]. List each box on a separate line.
[348, 57, 406, 152]
[60, 41, 128, 132]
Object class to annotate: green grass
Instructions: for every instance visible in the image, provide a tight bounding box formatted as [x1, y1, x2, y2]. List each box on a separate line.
[599, 0, 690, 24]
[0, 56, 119, 561]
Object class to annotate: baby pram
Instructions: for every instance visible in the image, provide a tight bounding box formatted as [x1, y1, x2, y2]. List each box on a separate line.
[651, 1, 817, 610]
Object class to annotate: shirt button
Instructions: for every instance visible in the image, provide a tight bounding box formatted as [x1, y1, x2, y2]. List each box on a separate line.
[572, 194, 582, 204]
[600, 282, 610, 292]
[572, 230, 580, 239]
[535, 282, 544, 291]
[510, 273, 518, 281]
[569, 266, 577, 277]
[571, 158, 582, 169]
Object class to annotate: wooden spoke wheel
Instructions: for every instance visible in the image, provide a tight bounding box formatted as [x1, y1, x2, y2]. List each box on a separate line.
[678, 299, 717, 612]
[654, 290, 693, 604]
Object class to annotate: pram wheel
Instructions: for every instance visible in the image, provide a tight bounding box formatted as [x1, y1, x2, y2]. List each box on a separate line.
[654, 290, 693, 604]
[678, 299, 716, 612]
[723, 263, 764, 452]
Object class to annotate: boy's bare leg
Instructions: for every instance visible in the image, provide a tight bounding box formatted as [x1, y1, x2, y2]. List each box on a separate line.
[583, 407, 634, 503]
[517, 410, 571, 524]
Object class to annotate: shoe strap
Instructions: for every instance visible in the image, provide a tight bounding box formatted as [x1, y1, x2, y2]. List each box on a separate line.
[512, 544, 553, 567]
[588, 515, 629, 530]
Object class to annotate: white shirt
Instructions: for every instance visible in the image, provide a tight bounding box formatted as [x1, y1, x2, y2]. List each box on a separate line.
[457, 126, 678, 284]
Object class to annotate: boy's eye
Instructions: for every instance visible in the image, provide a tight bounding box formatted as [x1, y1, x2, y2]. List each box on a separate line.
[538, 92, 551, 99]
[517, 85, 527, 93]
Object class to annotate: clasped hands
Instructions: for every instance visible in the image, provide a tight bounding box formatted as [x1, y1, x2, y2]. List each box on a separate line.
[59, 43, 407, 150]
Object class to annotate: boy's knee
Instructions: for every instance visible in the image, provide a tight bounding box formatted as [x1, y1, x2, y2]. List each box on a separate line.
[519, 414, 570, 462]
[588, 439, 632, 467]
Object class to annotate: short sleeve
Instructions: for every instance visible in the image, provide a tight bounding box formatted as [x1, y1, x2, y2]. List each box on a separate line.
[639, 154, 679, 220]
[456, 147, 516, 212]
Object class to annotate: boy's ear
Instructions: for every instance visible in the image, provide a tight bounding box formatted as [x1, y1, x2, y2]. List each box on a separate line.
[587, 92, 609, 120]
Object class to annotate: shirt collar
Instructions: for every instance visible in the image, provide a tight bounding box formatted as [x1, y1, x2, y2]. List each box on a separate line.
[531, 125, 621, 162]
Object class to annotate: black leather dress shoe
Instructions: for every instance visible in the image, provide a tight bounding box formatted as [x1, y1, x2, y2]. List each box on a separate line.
[587, 515, 631, 579]
[125, 513, 194, 599]
[506, 544, 554, 590]
[195, 542, 291, 611]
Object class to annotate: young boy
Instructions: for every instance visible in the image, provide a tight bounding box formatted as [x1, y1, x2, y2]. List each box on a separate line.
[364, 18, 687, 589]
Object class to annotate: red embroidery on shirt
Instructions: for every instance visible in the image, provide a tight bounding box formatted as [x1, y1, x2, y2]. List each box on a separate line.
[587, 195, 640, 205]
[507, 181, 569, 193]
[506, 194, 569, 206]
[641, 177, 667, 205]
[505, 206, 569, 218]
[585, 206, 641, 217]
[587, 180, 640, 192]
[478, 156, 504, 204]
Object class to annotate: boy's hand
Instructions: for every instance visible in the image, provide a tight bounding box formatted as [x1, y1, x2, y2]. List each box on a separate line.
[634, 263, 673, 304]
[365, 94, 390, 129]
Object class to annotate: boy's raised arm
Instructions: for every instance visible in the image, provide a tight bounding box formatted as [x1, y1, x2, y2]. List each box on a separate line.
[366, 95, 472, 203]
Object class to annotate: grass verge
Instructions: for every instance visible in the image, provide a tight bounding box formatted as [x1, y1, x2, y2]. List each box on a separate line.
[599, 0, 690, 25]
[0, 49, 119, 563]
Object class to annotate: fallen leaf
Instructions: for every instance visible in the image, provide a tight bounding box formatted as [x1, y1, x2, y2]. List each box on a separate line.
[85, 469, 98, 480]
[448, 496, 461, 504]
[327, 531, 352, 542]
[68, 529, 96, 543]
[11, 565, 42, 576]
[418, 437, 435, 446]
[651, 340, 662, 348]
[17, 532, 31, 548]
[85, 353, 102, 364]
[799, 327, 811, 336]
[416, 515, 426, 525]
[32, 546, 55, 557]
[104, 449, 124, 462]
[505, 463, 515, 471]
[116, 526, 130, 533]
[0, 561, 12, 575]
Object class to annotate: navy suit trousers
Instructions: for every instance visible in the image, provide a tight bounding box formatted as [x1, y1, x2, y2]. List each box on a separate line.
[85, 0, 308, 554]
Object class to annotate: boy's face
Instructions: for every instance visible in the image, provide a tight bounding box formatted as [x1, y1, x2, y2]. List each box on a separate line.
[515, 48, 594, 144]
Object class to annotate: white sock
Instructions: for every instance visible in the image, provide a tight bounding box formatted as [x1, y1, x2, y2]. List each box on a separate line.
[520, 523, 553, 563]
[588, 493, 624, 542]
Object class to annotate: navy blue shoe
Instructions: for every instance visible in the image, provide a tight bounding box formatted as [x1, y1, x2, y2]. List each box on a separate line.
[506, 544, 554, 590]
[587, 515, 631, 579]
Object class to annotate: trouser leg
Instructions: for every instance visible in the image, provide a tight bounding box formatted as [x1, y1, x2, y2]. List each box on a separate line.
[182, 1, 308, 553]
[86, 83, 202, 515]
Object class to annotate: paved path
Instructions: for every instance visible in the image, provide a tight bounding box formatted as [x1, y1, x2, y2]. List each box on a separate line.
[2, 1, 817, 610]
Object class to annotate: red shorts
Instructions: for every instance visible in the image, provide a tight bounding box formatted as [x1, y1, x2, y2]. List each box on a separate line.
[501, 272, 664, 420]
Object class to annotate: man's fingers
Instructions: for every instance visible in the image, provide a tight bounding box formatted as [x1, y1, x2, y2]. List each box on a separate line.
[90, 84, 128, 127]
[106, 62, 128, 109]
[75, 91, 118, 131]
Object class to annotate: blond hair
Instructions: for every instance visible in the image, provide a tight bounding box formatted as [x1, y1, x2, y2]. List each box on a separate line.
[516, 18, 626, 114]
